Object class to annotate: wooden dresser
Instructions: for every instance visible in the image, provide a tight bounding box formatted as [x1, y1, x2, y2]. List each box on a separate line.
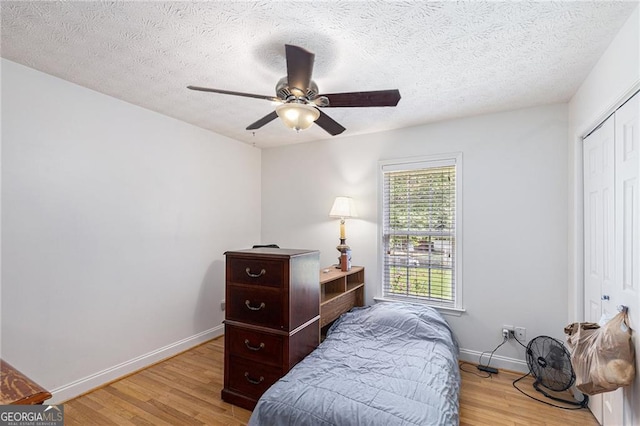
[0, 360, 51, 405]
[222, 248, 320, 410]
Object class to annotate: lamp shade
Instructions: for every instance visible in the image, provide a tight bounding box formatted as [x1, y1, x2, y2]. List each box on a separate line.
[276, 103, 320, 131]
[329, 196, 358, 218]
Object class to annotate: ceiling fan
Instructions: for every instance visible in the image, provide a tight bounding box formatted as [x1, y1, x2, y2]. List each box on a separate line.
[187, 44, 401, 136]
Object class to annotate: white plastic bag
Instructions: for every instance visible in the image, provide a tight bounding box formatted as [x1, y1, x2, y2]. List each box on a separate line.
[564, 310, 635, 395]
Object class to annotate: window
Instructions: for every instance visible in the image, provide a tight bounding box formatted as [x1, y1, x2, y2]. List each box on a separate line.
[380, 154, 462, 310]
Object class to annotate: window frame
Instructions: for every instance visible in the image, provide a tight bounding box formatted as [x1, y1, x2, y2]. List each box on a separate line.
[377, 153, 464, 315]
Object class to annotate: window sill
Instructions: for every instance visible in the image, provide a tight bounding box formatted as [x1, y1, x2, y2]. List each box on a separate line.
[373, 297, 466, 317]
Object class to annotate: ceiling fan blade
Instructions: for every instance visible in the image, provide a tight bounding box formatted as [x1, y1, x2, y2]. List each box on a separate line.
[319, 89, 401, 107]
[315, 110, 346, 136]
[246, 111, 279, 130]
[188, 86, 280, 102]
[285, 44, 314, 95]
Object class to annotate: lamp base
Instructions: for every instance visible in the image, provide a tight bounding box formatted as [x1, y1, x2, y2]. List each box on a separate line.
[336, 238, 351, 271]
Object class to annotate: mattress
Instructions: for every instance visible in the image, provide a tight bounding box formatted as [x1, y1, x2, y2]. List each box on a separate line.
[248, 301, 460, 425]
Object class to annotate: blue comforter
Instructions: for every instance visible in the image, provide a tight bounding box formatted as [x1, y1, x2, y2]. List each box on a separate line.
[248, 302, 460, 425]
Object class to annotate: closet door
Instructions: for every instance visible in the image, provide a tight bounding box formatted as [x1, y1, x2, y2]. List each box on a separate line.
[583, 91, 639, 426]
[583, 115, 615, 425]
[613, 92, 639, 426]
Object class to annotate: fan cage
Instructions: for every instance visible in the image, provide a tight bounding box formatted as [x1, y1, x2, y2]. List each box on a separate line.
[526, 336, 575, 392]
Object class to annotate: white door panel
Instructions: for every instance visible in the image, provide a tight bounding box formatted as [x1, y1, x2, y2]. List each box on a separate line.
[583, 116, 615, 323]
[614, 92, 639, 426]
[583, 115, 615, 425]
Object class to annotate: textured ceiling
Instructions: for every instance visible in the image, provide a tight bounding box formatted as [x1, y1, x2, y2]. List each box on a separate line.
[1, 1, 637, 148]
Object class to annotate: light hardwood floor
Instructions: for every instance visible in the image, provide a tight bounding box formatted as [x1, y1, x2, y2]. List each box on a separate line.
[459, 362, 598, 425]
[63, 337, 599, 425]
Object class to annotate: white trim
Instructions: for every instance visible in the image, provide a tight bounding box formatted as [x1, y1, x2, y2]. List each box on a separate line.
[379, 153, 463, 167]
[50, 325, 224, 404]
[458, 348, 528, 374]
[582, 80, 640, 139]
[571, 133, 585, 324]
[381, 157, 457, 172]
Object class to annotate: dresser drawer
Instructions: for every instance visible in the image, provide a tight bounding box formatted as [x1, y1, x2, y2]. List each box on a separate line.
[227, 257, 285, 288]
[226, 325, 283, 366]
[226, 285, 286, 329]
[227, 356, 282, 400]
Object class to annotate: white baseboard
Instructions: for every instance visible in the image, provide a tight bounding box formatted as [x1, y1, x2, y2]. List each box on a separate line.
[459, 348, 529, 373]
[50, 325, 224, 404]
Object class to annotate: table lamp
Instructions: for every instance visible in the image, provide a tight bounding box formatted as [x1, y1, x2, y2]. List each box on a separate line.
[329, 196, 358, 270]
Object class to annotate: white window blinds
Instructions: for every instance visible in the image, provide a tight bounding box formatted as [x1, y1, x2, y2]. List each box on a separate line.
[381, 156, 460, 308]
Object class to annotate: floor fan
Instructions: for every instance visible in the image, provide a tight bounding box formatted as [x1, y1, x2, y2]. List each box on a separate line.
[516, 335, 588, 408]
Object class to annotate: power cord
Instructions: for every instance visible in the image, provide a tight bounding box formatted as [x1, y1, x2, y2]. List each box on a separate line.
[512, 332, 527, 348]
[512, 372, 588, 410]
[458, 361, 490, 378]
[478, 334, 508, 370]
[459, 335, 509, 378]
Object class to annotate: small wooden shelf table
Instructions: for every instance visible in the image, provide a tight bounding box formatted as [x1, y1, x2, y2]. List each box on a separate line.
[319, 266, 365, 333]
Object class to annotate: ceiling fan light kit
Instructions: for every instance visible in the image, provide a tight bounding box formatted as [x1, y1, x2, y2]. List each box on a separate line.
[276, 103, 320, 132]
[188, 44, 401, 136]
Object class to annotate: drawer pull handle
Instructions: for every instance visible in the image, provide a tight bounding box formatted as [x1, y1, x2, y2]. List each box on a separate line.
[244, 372, 264, 385]
[245, 300, 266, 311]
[245, 267, 266, 278]
[244, 339, 265, 351]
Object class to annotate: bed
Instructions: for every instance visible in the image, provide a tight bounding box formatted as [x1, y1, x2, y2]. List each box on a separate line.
[248, 301, 460, 426]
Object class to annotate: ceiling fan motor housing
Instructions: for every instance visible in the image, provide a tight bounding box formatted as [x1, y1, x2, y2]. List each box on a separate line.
[276, 77, 319, 104]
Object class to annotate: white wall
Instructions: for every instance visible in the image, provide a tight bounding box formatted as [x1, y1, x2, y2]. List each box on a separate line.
[1, 59, 261, 403]
[568, 4, 640, 323]
[262, 103, 568, 370]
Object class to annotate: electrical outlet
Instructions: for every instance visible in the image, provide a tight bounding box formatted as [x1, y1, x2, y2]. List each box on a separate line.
[515, 326, 526, 341]
[220, 299, 226, 311]
[502, 324, 514, 340]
